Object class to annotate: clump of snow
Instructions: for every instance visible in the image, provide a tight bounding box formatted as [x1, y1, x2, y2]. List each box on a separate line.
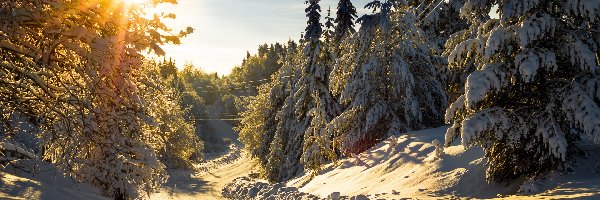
[222, 176, 320, 200]
[516, 14, 556, 49]
[0, 142, 37, 161]
[518, 178, 543, 194]
[432, 139, 444, 158]
[464, 64, 506, 109]
[222, 176, 386, 200]
[460, 108, 510, 147]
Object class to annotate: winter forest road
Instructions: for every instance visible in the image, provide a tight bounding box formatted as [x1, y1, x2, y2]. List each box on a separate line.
[151, 105, 258, 200]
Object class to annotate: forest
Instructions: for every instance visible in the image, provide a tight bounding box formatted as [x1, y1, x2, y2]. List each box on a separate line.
[1, 0, 599, 199]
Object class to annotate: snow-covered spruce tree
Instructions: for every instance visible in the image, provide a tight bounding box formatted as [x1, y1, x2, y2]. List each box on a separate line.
[262, 2, 322, 182]
[300, 4, 342, 176]
[0, 0, 192, 198]
[236, 41, 302, 181]
[334, 0, 358, 42]
[444, 0, 600, 182]
[329, 1, 447, 156]
[324, 7, 336, 43]
[404, 0, 469, 102]
[264, 44, 304, 182]
[410, 0, 468, 52]
[440, 1, 490, 102]
[262, 0, 343, 181]
[237, 47, 293, 170]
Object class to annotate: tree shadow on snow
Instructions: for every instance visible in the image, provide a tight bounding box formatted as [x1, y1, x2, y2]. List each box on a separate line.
[435, 147, 522, 199]
[161, 169, 212, 195]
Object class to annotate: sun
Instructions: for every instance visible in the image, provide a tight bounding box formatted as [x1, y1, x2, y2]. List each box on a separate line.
[123, 0, 147, 5]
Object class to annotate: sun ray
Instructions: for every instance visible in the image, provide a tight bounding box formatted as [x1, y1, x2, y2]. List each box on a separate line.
[123, 0, 147, 6]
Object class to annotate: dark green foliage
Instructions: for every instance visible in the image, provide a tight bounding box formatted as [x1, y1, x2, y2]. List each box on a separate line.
[334, 0, 358, 41]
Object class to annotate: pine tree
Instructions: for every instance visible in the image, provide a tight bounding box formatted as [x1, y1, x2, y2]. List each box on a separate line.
[444, 0, 600, 182]
[270, 0, 341, 180]
[237, 43, 297, 170]
[324, 7, 336, 43]
[237, 41, 304, 182]
[334, 0, 358, 42]
[255, 0, 343, 181]
[304, 0, 323, 41]
[299, 4, 342, 175]
[330, 3, 447, 156]
[402, 0, 469, 102]
[266, 45, 304, 181]
[411, 0, 468, 52]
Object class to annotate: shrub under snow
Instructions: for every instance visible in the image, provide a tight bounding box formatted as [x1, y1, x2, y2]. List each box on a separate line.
[444, 0, 600, 182]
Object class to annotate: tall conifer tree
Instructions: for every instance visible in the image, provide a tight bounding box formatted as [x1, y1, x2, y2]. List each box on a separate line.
[334, 0, 358, 42]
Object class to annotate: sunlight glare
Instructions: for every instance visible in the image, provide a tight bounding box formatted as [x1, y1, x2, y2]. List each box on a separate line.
[123, 0, 147, 6]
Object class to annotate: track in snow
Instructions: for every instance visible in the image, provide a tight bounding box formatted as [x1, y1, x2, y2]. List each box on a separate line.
[151, 105, 258, 200]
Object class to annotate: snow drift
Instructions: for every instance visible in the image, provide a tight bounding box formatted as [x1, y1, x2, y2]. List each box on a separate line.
[224, 127, 600, 199]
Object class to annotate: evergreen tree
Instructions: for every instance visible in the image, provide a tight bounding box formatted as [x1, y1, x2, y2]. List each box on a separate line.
[270, 0, 341, 180]
[330, 4, 447, 156]
[304, 0, 323, 41]
[266, 45, 304, 181]
[237, 42, 297, 172]
[334, 0, 358, 41]
[401, 0, 469, 102]
[411, 0, 468, 52]
[299, 4, 342, 175]
[444, 0, 600, 182]
[257, 0, 343, 181]
[324, 7, 336, 43]
[237, 41, 303, 182]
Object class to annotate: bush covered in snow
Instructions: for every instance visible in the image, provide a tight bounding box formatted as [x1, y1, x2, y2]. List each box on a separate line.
[444, 0, 600, 182]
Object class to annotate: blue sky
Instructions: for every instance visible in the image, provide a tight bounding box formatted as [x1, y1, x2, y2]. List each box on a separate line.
[160, 0, 372, 75]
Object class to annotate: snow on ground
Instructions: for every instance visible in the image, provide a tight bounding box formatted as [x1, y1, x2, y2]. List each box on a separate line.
[197, 143, 243, 173]
[0, 160, 107, 200]
[4, 124, 599, 200]
[151, 112, 259, 200]
[150, 144, 258, 200]
[0, 105, 257, 200]
[222, 176, 322, 200]
[223, 126, 600, 199]
[285, 126, 521, 198]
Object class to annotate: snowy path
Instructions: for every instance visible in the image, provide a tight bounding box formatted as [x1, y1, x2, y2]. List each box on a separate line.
[151, 108, 258, 200]
[151, 148, 257, 200]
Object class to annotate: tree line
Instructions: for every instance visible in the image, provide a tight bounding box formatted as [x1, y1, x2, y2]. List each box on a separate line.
[236, 0, 600, 186]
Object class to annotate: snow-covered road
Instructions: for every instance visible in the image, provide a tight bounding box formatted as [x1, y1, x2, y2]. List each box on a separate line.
[151, 109, 258, 200]
[151, 148, 257, 200]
